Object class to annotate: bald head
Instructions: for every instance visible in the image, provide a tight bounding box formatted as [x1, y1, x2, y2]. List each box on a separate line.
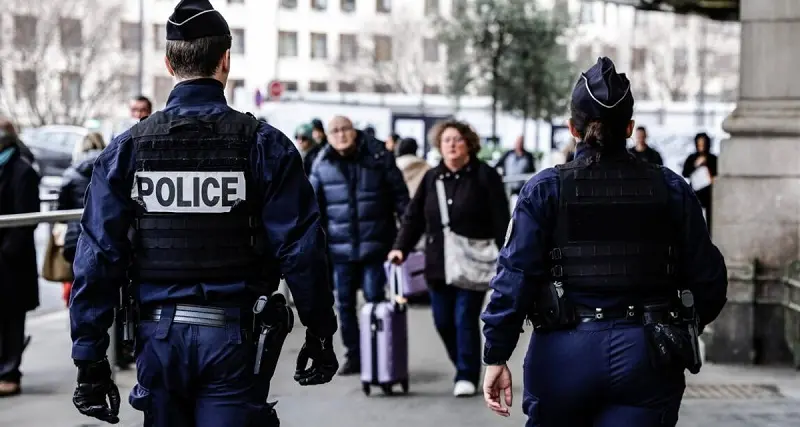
[328, 115, 357, 155]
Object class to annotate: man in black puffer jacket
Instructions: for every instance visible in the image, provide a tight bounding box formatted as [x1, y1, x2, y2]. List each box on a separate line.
[309, 116, 409, 375]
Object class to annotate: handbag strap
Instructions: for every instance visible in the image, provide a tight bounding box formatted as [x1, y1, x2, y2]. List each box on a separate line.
[435, 178, 450, 228]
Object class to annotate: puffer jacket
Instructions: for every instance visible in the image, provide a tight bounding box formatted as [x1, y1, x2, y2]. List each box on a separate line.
[310, 132, 410, 263]
[57, 150, 101, 262]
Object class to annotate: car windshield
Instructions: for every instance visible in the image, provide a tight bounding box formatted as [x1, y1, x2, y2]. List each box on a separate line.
[26, 130, 83, 155]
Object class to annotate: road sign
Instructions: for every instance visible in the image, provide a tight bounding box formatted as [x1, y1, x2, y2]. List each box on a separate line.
[268, 80, 283, 99]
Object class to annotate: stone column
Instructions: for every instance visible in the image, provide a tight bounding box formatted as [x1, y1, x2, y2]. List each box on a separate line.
[706, 0, 800, 365]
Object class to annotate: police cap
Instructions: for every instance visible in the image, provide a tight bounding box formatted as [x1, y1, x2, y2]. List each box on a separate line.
[167, 0, 231, 41]
[571, 57, 633, 120]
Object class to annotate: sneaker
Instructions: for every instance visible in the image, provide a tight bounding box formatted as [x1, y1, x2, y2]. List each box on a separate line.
[337, 358, 361, 376]
[0, 381, 21, 397]
[453, 380, 477, 397]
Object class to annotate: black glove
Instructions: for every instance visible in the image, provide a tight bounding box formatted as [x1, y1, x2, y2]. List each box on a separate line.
[293, 331, 338, 386]
[73, 357, 121, 424]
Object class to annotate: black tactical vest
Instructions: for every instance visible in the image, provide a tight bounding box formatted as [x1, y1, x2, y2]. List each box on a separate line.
[550, 152, 678, 293]
[128, 110, 265, 283]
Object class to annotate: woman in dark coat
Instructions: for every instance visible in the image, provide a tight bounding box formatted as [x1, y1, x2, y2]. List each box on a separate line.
[682, 132, 718, 234]
[389, 119, 510, 397]
[0, 123, 40, 397]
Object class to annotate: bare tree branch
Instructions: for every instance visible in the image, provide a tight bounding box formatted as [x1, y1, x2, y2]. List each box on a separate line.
[0, 0, 127, 126]
[639, 18, 693, 102]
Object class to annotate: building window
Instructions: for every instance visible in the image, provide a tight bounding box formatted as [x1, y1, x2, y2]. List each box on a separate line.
[423, 84, 440, 94]
[423, 38, 439, 62]
[120, 22, 140, 51]
[377, 0, 391, 14]
[282, 81, 298, 91]
[338, 81, 357, 92]
[61, 72, 81, 105]
[309, 81, 328, 92]
[631, 47, 646, 71]
[374, 83, 393, 93]
[14, 15, 38, 48]
[634, 11, 648, 28]
[281, 0, 297, 8]
[311, 33, 327, 59]
[374, 35, 392, 62]
[311, 0, 327, 10]
[576, 44, 593, 62]
[579, 1, 594, 24]
[226, 79, 245, 103]
[153, 24, 167, 50]
[603, 45, 618, 63]
[452, 0, 466, 17]
[15, 70, 37, 103]
[120, 74, 139, 98]
[425, 0, 439, 15]
[339, 34, 357, 61]
[553, 0, 569, 19]
[231, 29, 245, 55]
[674, 14, 688, 28]
[278, 31, 298, 57]
[341, 0, 355, 12]
[59, 18, 82, 49]
[153, 76, 173, 106]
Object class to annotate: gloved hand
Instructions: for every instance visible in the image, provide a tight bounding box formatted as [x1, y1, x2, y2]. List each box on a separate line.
[294, 331, 338, 386]
[73, 357, 121, 424]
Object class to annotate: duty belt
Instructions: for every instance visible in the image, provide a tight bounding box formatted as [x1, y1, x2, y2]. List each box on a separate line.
[143, 304, 228, 327]
[574, 305, 678, 323]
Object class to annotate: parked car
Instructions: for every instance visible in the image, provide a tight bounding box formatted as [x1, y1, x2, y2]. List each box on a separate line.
[19, 125, 88, 178]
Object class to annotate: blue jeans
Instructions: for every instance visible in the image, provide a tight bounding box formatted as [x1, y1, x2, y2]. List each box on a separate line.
[333, 262, 386, 360]
[523, 320, 685, 427]
[129, 306, 276, 427]
[428, 283, 486, 385]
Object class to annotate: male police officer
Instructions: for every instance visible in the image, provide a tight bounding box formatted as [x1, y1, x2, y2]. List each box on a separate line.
[480, 57, 728, 426]
[69, 1, 338, 425]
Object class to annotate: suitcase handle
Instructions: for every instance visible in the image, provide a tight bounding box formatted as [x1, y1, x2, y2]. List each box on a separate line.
[389, 264, 406, 306]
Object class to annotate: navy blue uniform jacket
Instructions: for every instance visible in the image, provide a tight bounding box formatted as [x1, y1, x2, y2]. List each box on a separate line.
[70, 79, 336, 361]
[481, 144, 728, 364]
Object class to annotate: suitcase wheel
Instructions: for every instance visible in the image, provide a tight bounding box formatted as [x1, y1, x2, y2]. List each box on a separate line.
[380, 384, 394, 396]
[401, 379, 409, 394]
[362, 382, 371, 396]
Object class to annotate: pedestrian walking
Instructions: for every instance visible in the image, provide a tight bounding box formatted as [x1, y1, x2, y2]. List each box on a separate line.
[481, 57, 728, 426]
[69, 1, 338, 425]
[389, 119, 510, 397]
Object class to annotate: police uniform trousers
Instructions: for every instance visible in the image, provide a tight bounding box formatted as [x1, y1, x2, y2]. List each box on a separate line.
[522, 319, 685, 427]
[129, 305, 275, 427]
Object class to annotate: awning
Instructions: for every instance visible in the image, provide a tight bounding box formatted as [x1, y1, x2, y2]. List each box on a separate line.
[602, 0, 739, 21]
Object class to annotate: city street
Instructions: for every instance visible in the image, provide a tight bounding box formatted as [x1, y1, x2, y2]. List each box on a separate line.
[4, 290, 799, 426]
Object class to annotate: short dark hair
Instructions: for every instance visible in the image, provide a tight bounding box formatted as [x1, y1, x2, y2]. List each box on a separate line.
[166, 35, 232, 78]
[390, 133, 401, 142]
[132, 95, 152, 112]
[397, 138, 418, 156]
[636, 126, 647, 134]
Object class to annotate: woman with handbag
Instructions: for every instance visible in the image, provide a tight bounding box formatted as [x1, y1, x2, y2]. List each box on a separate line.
[388, 119, 510, 397]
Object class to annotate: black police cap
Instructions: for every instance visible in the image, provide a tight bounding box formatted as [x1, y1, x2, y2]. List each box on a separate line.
[571, 57, 633, 119]
[166, 0, 231, 41]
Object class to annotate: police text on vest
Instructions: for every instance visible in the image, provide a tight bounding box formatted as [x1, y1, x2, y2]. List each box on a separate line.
[131, 171, 246, 213]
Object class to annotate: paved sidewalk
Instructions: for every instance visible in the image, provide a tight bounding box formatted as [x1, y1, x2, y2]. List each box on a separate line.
[1, 307, 798, 427]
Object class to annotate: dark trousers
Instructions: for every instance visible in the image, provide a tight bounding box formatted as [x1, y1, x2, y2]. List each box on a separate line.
[523, 320, 685, 427]
[428, 282, 485, 385]
[129, 307, 276, 427]
[0, 312, 26, 383]
[332, 262, 386, 360]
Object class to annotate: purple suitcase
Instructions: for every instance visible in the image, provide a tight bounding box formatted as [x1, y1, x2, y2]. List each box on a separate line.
[359, 265, 409, 395]
[382, 251, 427, 297]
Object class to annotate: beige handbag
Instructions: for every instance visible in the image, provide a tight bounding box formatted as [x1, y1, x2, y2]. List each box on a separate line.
[435, 179, 498, 291]
[42, 223, 73, 282]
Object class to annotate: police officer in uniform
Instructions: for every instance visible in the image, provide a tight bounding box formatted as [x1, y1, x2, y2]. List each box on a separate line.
[69, 1, 338, 425]
[480, 57, 728, 426]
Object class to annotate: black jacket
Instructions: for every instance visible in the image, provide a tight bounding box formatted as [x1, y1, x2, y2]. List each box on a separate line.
[0, 147, 41, 313]
[393, 157, 510, 283]
[57, 151, 101, 262]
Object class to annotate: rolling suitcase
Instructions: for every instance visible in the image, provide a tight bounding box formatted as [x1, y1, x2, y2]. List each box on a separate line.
[359, 264, 409, 396]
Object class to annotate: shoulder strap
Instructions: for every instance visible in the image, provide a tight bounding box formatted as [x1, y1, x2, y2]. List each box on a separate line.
[435, 178, 450, 228]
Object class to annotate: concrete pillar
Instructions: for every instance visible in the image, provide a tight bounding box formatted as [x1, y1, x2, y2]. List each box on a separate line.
[706, 0, 800, 365]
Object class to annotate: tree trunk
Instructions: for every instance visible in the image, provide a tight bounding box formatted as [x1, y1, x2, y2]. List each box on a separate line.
[491, 56, 499, 141]
[522, 95, 530, 143]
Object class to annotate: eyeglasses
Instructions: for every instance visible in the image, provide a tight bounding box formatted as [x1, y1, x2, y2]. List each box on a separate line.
[329, 125, 354, 134]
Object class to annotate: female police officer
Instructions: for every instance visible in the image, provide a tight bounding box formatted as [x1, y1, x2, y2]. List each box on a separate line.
[480, 57, 728, 426]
